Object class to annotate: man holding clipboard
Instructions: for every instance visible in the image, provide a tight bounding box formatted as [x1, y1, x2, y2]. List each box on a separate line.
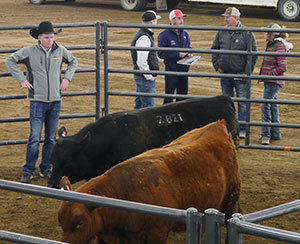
[158, 9, 192, 104]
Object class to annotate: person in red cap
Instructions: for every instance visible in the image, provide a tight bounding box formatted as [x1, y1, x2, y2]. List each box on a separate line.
[158, 9, 192, 104]
[6, 21, 78, 184]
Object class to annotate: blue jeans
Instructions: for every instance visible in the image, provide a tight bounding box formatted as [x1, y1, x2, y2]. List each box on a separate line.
[134, 75, 155, 109]
[23, 101, 61, 175]
[220, 78, 247, 132]
[261, 82, 282, 140]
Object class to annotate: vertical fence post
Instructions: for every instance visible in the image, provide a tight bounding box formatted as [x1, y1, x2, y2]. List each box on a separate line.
[227, 215, 243, 244]
[244, 30, 253, 145]
[102, 21, 109, 115]
[204, 208, 225, 244]
[95, 21, 101, 120]
[186, 208, 204, 244]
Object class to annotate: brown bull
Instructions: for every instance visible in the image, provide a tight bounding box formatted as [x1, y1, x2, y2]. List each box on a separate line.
[57, 120, 240, 244]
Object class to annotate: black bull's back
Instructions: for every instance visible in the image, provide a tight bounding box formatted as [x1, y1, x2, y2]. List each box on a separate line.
[49, 95, 239, 188]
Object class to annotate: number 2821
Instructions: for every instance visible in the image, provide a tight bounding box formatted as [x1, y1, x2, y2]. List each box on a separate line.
[156, 113, 183, 125]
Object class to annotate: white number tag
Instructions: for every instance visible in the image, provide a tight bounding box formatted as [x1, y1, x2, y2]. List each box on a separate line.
[157, 113, 183, 125]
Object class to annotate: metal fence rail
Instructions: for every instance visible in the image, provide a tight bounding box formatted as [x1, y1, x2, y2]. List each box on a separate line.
[227, 218, 300, 244]
[243, 199, 300, 223]
[0, 230, 66, 244]
[227, 200, 300, 243]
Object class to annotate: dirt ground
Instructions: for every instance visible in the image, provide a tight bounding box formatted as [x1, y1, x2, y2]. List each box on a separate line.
[0, 0, 299, 243]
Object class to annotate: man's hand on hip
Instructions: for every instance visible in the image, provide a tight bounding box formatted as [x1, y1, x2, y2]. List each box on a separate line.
[20, 80, 33, 90]
[60, 78, 70, 92]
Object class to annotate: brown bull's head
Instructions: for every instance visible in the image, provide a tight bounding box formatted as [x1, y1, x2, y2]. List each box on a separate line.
[57, 177, 103, 244]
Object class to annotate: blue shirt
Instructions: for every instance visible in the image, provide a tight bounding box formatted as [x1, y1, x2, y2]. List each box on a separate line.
[158, 28, 192, 72]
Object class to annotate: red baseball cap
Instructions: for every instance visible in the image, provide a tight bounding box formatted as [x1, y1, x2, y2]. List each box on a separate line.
[169, 9, 187, 20]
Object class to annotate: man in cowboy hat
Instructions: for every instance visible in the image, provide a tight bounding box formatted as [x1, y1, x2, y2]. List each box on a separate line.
[6, 21, 78, 184]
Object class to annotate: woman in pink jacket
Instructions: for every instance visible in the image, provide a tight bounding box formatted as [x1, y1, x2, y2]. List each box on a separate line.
[259, 23, 293, 145]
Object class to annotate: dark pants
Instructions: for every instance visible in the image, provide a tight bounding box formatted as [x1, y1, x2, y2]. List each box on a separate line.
[163, 74, 188, 104]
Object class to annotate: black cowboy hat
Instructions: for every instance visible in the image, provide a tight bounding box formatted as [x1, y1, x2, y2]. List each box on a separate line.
[29, 21, 62, 39]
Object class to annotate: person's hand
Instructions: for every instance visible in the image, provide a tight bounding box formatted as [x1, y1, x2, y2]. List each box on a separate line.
[149, 76, 156, 81]
[217, 68, 223, 73]
[179, 52, 188, 58]
[60, 78, 70, 92]
[20, 80, 33, 90]
[179, 52, 193, 58]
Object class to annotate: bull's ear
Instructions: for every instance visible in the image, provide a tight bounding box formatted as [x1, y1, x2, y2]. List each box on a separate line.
[79, 131, 91, 147]
[59, 176, 72, 191]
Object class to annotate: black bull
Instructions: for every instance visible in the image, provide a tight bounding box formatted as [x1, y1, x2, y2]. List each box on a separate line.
[48, 95, 239, 188]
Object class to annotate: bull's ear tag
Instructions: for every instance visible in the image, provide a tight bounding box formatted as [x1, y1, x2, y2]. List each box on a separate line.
[58, 126, 68, 137]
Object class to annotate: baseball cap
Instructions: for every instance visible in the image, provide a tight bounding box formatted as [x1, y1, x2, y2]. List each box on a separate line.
[221, 7, 240, 17]
[142, 10, 162, 22]
[169, 9, 187, 20]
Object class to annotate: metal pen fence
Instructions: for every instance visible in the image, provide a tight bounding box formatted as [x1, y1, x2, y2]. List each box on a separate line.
[0, 22, 101, 146]
[0, 179, 211, 244]
[2, 22, 300, 150]
[1, 179, 299, 244]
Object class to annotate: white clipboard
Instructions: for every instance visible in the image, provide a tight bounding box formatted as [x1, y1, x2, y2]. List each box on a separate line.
[177, 56, 201, 66]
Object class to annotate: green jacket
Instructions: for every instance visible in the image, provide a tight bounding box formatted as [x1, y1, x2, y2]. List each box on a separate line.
[6, 42, 78, 102]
